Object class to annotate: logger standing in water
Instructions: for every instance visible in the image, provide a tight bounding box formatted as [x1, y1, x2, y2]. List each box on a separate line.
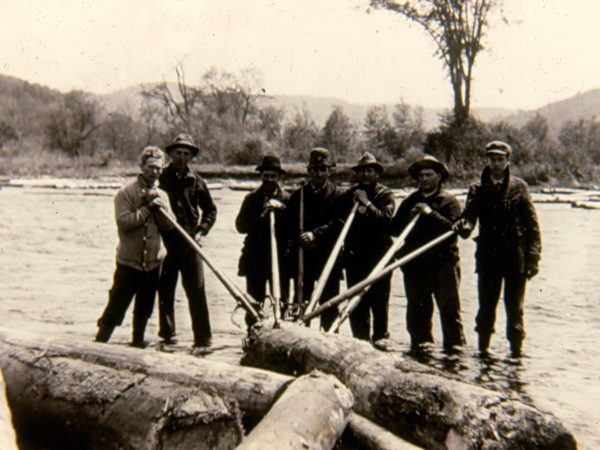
[454, 140, 541, 357]
[157, 133, 217, 348]
[235, 153, 289, 330]
[339, 152, 395, 344]
[390, 155, 466, 353]
[95, 146, 173, 347]
[285, 147, 344, 330]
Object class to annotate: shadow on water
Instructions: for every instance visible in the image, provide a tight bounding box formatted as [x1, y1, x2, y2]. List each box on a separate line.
[401, 345, 534, 405]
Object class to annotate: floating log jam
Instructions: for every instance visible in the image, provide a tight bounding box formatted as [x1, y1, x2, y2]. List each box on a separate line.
[242, 324, 577, 450]
[236, 370, 353, 450]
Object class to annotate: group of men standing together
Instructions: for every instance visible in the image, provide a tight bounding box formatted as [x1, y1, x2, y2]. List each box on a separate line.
[95, 133, 541, 358]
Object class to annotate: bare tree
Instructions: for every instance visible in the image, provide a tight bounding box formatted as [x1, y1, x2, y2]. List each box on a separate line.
[370, 0, 498, 125]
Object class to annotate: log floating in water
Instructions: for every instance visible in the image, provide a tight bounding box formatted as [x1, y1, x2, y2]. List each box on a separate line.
[236, 370, 353, 450]
[242, 324, 577, 450]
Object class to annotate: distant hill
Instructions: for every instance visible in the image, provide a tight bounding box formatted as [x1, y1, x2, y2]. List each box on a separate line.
[504, 89, 600, 130]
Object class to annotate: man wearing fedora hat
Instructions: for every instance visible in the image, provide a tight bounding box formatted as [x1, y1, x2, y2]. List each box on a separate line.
[390, 155, 466, 353]
[454, 140, 541, 357]
[236, 153, 289, 330]
[157, 133, 217, 348]
[284, 147, 344, 330]
[339, 152, 396, 343]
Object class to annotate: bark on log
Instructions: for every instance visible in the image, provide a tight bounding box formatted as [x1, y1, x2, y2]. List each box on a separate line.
[0, 369, 18, 450]
[237, 370, 353, 450]
[345, 413, 421, 450]
[1, 338, 244, 449]
[242, 324, 577, 450]
[0, 327, 290, 432]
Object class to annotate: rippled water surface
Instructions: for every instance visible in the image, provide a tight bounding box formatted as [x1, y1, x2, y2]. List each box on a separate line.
[1, 182, 599, 448]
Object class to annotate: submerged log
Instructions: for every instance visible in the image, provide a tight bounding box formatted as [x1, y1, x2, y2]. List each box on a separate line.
[0, 370, 18, 450]
[0, 327, 289, 432]
[237, 370, 353, 450]
[1, 338, 244, 449]
[242, 324, 577, 450]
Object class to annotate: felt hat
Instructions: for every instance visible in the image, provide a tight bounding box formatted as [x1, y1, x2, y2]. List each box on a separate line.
[165, 133, 199, 157]
[408, 155, 450, 182]
[351, 152, 384, 173]
[255, 153, 286, 174]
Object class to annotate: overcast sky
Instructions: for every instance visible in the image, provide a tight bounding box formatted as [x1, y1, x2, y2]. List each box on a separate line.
[1, 0, 599, 110]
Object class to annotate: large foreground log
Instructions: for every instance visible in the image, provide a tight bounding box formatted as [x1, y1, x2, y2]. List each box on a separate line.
[237, 371, 353, 450]
[2, 348, 243, 449]
[0, 327, 290, 432]
[242, 324, 577, 450]
[0, 370, 17, 450]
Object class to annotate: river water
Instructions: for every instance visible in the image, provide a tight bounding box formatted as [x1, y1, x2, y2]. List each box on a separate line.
[0, 180, 598, 449]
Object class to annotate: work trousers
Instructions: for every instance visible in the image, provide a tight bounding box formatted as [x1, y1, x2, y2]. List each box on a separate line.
[158, 249, 211, 344]
[475, 270, 527, 345]
[345, 263, 391, 342]
[97, 264, 159, 328]
[300, 274, 340, 332]
[403, 261, 466, 350]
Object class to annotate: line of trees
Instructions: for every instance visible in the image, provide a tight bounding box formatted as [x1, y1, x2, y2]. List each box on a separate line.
[1, 70, 600, 185]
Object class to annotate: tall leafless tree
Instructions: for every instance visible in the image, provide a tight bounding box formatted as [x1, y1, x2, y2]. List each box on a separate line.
[370, 0, 498, 125]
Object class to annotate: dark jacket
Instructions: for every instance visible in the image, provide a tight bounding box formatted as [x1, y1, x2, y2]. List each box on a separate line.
[159, 164, 217, 237]
[462, 166, 542, 274]
[284, 181, 344, 280]
[390, 188, 461, 273]
[340, 183, 395, 267]
[235, 184, 289, 278]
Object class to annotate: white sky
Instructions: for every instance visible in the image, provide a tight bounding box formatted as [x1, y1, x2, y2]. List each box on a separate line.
[1, 0, 599, 110]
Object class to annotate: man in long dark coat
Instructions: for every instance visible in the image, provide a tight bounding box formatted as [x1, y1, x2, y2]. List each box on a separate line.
[390, 155, 466, 352]
[455, 140, 541, 357]
[157, 133, 217, 348]
[285, 147, 344, 330]
[340, 152, 395, 343]
[235, 153, 289, 329]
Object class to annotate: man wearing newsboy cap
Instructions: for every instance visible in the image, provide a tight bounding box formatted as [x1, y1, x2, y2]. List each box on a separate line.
[454, 140, 541, 358]
[390, 155, 466, 353]
[284, 147, 344, 330]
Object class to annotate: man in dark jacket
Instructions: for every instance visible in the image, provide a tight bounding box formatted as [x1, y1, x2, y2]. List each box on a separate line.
[157, 133, 217, 348]
[235, 153, 289, 329]
[454, 140, 541, 357]
[390, 155, 466, 352]
[340, 152, 395, 343]
[285, 147, 344, 330]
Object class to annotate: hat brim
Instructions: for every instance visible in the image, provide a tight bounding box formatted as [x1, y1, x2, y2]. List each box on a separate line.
[351, 162, 384, 173]
[255, 165, 286, 175]
[408, 160, 449, 181]
[165, 142, 199, 157]
[485, 149, 510, 157]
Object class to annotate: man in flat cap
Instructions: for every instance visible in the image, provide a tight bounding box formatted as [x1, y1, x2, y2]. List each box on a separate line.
[235, 153, 289, 330]
[454, 140, 541, 357]
[157, 133, 217, 348]
[95, 146, 173, 347]
[390, 155, 466, 353]
[339, 152, 395, 343]
[284, 147, 344, 330]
